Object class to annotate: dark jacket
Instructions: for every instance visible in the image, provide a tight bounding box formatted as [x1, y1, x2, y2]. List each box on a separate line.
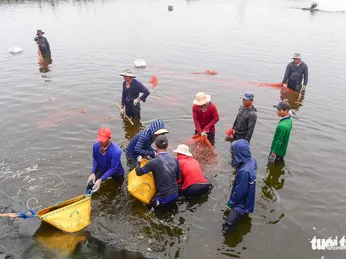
[228, 139, 257, 214]
[126, 119, 165, 158]
[121, 79, 150, 107]
[36, 36, 51, 56]
[136, 152, 181, 199]
[232, 105, 257, 142]
[282, 61, 308, 87]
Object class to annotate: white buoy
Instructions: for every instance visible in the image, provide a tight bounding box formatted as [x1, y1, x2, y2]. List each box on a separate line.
[8, 47, 23, 54]
[133, 59, 146, 68]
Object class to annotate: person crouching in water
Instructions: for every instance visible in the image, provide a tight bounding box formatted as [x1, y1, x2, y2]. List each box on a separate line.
[224, 139, 257, 230]
[86, 127, 125, 192]
[172, 144, 211, 197]
[126, 119, 169, 169]
[192, 92, 219, 145]
[135, 135, 181, 211]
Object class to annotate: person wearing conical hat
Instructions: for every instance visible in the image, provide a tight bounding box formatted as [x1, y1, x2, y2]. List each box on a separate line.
[120, 69, 150, 119]
[192, 92, 219, 145]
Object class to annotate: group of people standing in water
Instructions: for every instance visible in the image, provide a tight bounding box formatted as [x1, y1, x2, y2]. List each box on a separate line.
[85, 51, 308, 229]
[33, 30, 309, 229]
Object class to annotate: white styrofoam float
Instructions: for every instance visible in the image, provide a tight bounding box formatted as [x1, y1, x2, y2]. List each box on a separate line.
[133, 59, 146, 68]
[8, 47, 23, 54]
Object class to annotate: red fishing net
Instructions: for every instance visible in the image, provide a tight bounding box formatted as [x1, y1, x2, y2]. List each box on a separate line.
[192, 70, 219, 76]
[148, 76, 158, 87]
[184, 134, 218, 166]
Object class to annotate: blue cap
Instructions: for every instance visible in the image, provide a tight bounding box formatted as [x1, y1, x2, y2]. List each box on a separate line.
[243, 92, 254, 101]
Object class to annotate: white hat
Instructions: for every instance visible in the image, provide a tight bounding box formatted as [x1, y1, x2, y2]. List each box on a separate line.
[154, 128, 169, 135]
[193, 92, 211, 105]
[173, 144, 192, 157]
[292, 53, 302, 59]
[119, 69, 136, 78]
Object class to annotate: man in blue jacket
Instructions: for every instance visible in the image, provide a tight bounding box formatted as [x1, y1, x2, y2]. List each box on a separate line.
[120, 69, 150, 119]
[126, 119, 169, 168]
[87, 127, 125, 192]
[224, 139, 257, 230]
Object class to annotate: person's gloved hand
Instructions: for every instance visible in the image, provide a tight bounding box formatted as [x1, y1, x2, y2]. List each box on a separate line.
[226, 128, 233, 138]
[201, 131, 208, 137]
[137, 155, 143, 162]
[133, 98, 140, 105]
[92, 179, 102, 192]
[226, 202, 232, 210]
[87, 173, 96, 185]
[120, 108, 125, 115]
[268, 153, 276, 164]
[283, 83, 287, 88]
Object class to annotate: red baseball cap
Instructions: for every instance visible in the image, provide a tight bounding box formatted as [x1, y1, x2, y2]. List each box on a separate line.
[97, 127, 112, 142]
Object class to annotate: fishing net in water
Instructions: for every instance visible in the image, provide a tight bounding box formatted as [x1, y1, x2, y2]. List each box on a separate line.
[184, 134, 218, 166]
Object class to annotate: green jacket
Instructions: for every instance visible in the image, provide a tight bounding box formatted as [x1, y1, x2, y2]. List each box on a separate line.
[270, 116, 292, 157]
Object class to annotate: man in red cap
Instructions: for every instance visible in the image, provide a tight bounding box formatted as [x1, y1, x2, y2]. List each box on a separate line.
[87, 127, 125, 192]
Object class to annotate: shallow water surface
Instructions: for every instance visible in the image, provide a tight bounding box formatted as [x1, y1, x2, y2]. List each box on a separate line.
[1, 0, 346, 258]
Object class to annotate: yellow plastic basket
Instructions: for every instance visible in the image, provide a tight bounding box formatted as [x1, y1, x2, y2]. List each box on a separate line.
[35, 191, 92, 233]
[127, 158, 156, 204]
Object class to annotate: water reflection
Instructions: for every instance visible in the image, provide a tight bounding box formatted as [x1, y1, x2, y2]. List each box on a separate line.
[280, 88, 305, 113]
[261, 160, 286, 202]
[34, 222, 87, 256]
[38, 57, 52, 73]
[33, 222, 145, 258]
[222, 213, 252, 248]
[265, 160, 286, 191]
[123, 117, 144, 141]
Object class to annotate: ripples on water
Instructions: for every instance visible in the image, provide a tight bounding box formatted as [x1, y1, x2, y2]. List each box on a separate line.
[1, 0, 346, 258]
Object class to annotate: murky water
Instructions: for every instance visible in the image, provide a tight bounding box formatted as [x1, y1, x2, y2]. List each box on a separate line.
[1, 0, 346, 258]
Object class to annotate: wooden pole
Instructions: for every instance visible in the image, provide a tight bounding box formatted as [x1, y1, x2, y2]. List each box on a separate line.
[0, 213, 18, 218]
[115, 102, 134, 125]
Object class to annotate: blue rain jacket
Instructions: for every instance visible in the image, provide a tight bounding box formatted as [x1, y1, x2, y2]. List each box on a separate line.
[126, 119, 166, 158]
[228, 139, 257, 214]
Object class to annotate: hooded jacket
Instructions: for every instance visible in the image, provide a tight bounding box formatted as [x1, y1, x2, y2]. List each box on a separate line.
[232, 105, 257, 142]
[126, 119, 166, 158]
[228, 139, 257, 214]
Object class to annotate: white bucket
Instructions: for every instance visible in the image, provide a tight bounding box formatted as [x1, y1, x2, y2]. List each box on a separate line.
[133, 59, 146, 68]
[8, 47, 23, 54]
